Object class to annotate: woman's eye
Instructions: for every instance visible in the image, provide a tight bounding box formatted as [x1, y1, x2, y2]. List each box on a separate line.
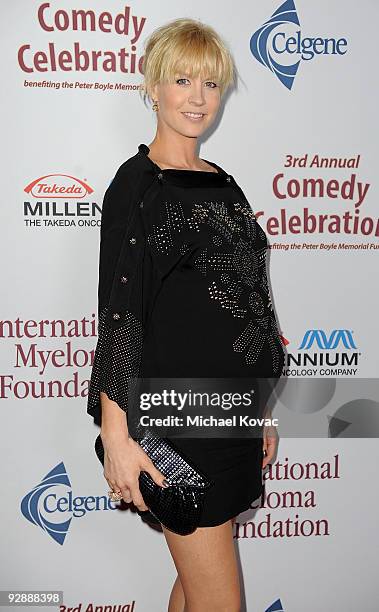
[175, 78, 218, 88]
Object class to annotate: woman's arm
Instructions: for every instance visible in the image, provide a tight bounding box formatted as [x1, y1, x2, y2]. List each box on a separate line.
[87, 159, 169, 508]
[100, 391, 129, 437]
[87, 158, 142, 425]
[100, 390, 170, 510]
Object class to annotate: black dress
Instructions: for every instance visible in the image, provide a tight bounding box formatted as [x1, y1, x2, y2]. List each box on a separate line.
[135, 144, 284, 527]
[87, 143, 285, 528]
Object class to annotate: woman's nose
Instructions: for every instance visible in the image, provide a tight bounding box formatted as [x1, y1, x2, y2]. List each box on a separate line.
[188, 84, 206, 105]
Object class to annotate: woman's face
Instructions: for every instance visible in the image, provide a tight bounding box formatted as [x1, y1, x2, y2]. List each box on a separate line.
[151, 73, 221, 138]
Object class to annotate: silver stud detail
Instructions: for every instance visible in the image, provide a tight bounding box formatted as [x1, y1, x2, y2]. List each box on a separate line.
[120, 276, 128, 283]
[139, 201, 144, 208]
[157, 173, 163, 180]
[86, 305, 144, 416]
[226, 176, 231, 182]
[143, 196, 283, 377]
[129, 237, 136, 245]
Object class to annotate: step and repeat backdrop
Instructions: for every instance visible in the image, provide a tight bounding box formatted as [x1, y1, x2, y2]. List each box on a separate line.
[1, 1, 378, 611]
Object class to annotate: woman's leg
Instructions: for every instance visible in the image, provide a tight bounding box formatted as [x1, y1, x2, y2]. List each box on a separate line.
[163, 517, 240, 612]
[168, 574, 186, 612]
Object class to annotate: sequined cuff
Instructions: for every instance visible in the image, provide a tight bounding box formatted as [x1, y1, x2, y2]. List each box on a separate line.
[86, 305, 143, 424]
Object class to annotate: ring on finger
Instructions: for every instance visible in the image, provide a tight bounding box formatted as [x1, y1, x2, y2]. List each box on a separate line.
[108, 490, 123, 501]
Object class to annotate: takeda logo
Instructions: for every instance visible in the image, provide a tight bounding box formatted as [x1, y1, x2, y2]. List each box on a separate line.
[283, 328, 361, 377]
[23, 173, 99, 227]
[24, 173, 93, 199]
[21, 462, 117, 545]
[250, 0, 348, 89]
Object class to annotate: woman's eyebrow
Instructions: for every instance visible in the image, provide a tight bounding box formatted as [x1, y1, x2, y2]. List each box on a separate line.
[175, 73, 217, 80]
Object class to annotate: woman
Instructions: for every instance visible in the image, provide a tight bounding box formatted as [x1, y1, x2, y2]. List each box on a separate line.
[87, 17, 285, 612]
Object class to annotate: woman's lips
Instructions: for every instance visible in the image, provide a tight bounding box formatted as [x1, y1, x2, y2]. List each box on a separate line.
[181, 112, 205, 121]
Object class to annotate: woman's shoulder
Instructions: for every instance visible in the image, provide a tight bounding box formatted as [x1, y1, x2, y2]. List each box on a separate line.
[101, 146, 155, 228]
[109, 146, 154, 186]
[200, 156, 227, 175]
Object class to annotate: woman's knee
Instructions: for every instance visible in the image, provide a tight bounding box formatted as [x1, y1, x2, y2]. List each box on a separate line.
[162, 520, 240, 611]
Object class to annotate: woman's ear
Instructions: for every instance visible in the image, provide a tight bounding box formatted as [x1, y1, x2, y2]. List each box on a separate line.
[149, 83, 159, 103]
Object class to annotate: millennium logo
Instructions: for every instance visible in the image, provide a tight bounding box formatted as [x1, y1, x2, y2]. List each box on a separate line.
[21, 462, 116, 545]
[23, 172, 97, 225]
[299, 329, 357, 350]
[250, 0, 348, 89]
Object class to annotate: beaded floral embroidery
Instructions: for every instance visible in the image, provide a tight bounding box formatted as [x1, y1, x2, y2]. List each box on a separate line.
[147, 198, 283, 375]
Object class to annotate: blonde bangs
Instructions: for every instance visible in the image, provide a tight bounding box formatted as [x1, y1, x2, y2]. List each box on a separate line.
[141, 18, 235, 103]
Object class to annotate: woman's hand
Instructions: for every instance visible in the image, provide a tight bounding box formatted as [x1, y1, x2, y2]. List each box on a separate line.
[262, 423, 278, 469]
[100, 429, 169, 511]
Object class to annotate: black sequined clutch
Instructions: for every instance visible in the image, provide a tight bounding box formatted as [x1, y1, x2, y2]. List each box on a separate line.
[94, 431, 214, 535]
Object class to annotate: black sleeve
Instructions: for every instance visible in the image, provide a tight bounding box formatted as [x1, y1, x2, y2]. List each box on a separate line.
[86, 162, 144, 426]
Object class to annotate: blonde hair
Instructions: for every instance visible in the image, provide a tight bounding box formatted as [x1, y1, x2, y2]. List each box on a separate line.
[140, 17, 236, 104]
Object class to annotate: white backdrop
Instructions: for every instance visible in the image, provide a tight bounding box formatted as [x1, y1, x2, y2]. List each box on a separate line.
[1, 1, 378, 611]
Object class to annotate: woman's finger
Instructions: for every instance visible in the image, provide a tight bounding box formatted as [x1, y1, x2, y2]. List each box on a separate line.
[120, 486, 133, 503]
[129, 481, 149, 511]
[262, 431, 277, 469]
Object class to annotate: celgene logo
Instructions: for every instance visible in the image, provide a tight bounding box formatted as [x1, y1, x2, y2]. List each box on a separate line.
[250, 0, 348, 89]
[21, 462, 116, 545]
[299, 329, 357, 350]
[24, 173, 93, 199]
[265, 599, 284, 612]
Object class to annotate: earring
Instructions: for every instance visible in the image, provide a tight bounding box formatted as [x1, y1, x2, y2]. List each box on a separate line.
[152, 100, 159, 112]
